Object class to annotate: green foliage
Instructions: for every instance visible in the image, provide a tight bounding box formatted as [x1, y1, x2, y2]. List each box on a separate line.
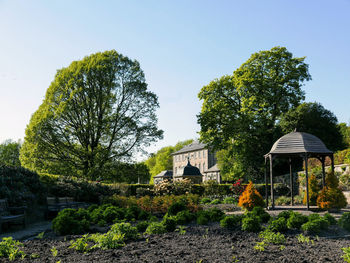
[323, 213, 337, 225]
[52, 208, 90, 235]
[69, 234, 93, 253]
[196, 214, 209, 225]
[301, 218, 329, 235]
[0, 166, 45, 207]
[210, 199, 221, 205]
[136, 221, 150, 233]
[279, 102, 346, 151]
[297, 234, 314, 245]
[102, 206, 126, 223]
[259, 229, 286, 244]
[175, 210, 195, 225]
[287, 213, 308, 230]
[220, 215, 241, 229]
[339, 212, 350, 231]
[145, 140, 193, 184]
[0, 140, 21, 167]
[167, 202, 187, 216]
[125, 205, 142, 221]
[254, 241, 267, 252]
[200, 197, 211, 204]
[241, 214, 261, 232]
[275, 196, 291, 206]
[250, 206, 271, 223]
[144, 222, 167, 235]
[198, 46, 311, 180]
[207, 207, 225, 222]
[110, 222, 139, 241]
[51, 246, 58, 257]
[276, 210, 294, 220]
[342, 247, 350, 263]
[162, 215, 177, 232]
[268, 217, 288, 232]
[0, 237, 25, 260]
[303, 174, 320, 206]
[90, 232, 125, 250]
[223, 196, 236, 204]
[20, 50, 163, 180]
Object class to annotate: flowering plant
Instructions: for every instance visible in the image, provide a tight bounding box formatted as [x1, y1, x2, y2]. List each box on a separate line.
[230, 179, 245, 195]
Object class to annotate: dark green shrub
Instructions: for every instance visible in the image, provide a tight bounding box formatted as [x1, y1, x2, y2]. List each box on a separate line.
[251, 206, 271, 223]
[287, 213, 308, 230]
[308, 213, 321, 222]
[207, 208, 225, 222]
[200, 197, 211, 204]
[323, 213, 337, 225]
[223, 196, 236, 204]
[144, 222, 167, 235]
[136, 221, 150, 233]
[210, 199, 221, 205]
[197, 214, 209, 225]
[301, 220, 322, 234]
[276, 210, 294, 220]
[125, 205, 141, 220]
[268, 217, 288, 232]
[175, 210, 195, 225]
[97, 219, 107, 227]
[339, 212, 350, 231]
[241, 214, 261, 232]
[162, 216, 177, 232]
[138, 210, 151, 220]
[220, 215, 241, 229]
[167, 202, 187, 216]
[103, 206, 125, 223]
[87, 204, 98, 213]
[52, 208, 90, 235]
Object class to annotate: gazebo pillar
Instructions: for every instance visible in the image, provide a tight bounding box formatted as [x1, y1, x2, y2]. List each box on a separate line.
[270, 155, 275, 209]
[289, 158, 294, 206]
[321, 156, 326, 188]
[331, 154, 335, 174]
[304, 154, 310, 210]
[264, 157, 268, 208]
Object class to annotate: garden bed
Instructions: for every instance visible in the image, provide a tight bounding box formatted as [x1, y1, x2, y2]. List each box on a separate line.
[1, 224, 350, 262]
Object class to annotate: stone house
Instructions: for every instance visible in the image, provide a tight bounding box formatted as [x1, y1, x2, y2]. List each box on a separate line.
[172, 141, 221, 183]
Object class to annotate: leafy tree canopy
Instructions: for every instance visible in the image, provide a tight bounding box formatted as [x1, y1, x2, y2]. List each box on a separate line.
[198, 47, 311, 180]
[20, 50, 163, 180]
[102, 162, 150, 184]
[279, 102, 346, 151]
[145, 139, 193, 184]
[0, 139, 21, 167]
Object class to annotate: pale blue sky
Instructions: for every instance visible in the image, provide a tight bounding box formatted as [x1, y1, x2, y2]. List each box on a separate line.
[0, 0, 349, 158]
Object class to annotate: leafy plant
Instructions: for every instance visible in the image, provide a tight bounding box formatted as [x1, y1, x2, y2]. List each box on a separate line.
[162, 216, 177, 232]
[109, 222, 139, 241]
[144, 222, 167, 235]
[323, 213, 337, 225]
[70, 234, 93, 253]
[301, 218, 329, 235]
[52, 208, 90, 235]
[90, 232, 125, 249]
[303, 174, 320, 206]
[51, 246, 58, 257]
[268, 217, 288, 232]
[36, 231, 45, 239]
[254, 241, 267, 252]
[0, 237, 25, 261]
[220, 215, 242, 229]
[167, 201, 187, 216]
[339, 212, 350, 231]
[210, 199, 221, 205]
[287, 213, 308, 230]
[241, 214, 261, 232]
[342, 247, 350, 263]
[297, 234, 314, 245]
[250, 206, 270, 223]
[196, 214, 209, 225]
[207, 207, 225, 222]
[175, 225, 187, 235]
[175, 210, 195, 225]
[223, 196, 236, 204]
[259, 229, 286, 244]
[136, 221, 150, 233]
[200, 197, 211, 204]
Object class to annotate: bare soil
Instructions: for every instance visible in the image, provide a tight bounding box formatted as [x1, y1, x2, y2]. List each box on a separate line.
[1, 224, 350, 263]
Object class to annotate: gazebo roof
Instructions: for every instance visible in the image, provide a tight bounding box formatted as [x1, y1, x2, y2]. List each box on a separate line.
[266, 131, 332, 156]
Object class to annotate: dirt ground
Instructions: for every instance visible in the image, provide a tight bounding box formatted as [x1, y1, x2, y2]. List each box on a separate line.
[1, 223, 350, 263]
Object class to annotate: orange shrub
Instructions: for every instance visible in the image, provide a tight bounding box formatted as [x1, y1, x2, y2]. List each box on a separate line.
[238, 181, 264, 211]
[317, 172, 347, 210]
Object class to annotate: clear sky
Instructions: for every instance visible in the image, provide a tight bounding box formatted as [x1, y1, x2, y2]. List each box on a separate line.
[0, 0, 349, 159]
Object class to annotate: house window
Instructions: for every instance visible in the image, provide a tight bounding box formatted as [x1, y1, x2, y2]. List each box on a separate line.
[175, 167, 177, 174]
[194, 152, 197, 158]
[203, 162, 205, 172]
[199, 151, 201, 158]
[203, 150, 206, 158]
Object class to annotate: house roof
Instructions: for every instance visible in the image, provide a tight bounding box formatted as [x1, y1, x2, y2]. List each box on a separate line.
[265, 131, 332, 156]
[203, 164, 220, 173]
[172, 141, 207, 155]
[154, 170, 173, 178]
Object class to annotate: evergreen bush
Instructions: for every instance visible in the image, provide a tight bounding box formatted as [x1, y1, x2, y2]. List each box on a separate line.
[238, 181, 264, 211]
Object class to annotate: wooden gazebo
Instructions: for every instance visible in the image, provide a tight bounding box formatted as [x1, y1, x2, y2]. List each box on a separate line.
[264, 131, 334, 210]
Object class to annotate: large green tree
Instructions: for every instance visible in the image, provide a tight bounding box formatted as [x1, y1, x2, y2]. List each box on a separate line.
[0, 139, 21, 167]
[198, 47, 311, 180]
[20, 50, 163, 179]
[145, 139, 193, 183]
[279, 102, 346, 151]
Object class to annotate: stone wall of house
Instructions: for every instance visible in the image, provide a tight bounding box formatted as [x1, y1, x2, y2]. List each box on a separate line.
[173, 148, 211, 175]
